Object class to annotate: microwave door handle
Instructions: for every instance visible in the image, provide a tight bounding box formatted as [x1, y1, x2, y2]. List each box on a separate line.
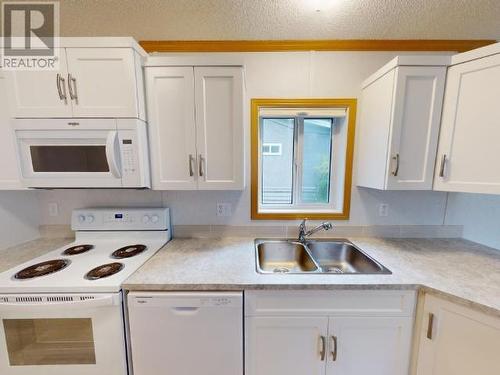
[0, 295, 119, 311]
[105, 131, 122, 178]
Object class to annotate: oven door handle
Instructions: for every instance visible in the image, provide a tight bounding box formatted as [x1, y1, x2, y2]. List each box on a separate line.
[0, 295, 119, 311]
[106, 131, 122, 178]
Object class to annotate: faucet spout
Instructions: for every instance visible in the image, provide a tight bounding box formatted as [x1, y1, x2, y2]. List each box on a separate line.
[298, 219, 333, 243]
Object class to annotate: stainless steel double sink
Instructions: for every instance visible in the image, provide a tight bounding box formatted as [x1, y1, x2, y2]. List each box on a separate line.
[255, 239, 391, 275]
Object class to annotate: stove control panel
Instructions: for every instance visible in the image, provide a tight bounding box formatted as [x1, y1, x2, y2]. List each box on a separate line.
[71, 208, 170, 232]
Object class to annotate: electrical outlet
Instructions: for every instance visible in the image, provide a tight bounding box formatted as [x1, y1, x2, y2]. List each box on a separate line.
[216, 202, 232, 217]
[48, 202, 59, 217]
[378, 203, 389, 217]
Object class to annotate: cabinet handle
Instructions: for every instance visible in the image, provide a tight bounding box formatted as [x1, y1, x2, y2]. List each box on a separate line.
[56, 74, 67, 101]
[188, 154, 195, 177]
[199, 154, 205, 177]
[319, 335, 326, 361]
[426, 313, 435, 340]
[68, 73, 78, 102]
[391, 153, 400, 176]
[330, 335, 338, 361]
[60, 76, 67, 102]
[439, 154, 447, 178]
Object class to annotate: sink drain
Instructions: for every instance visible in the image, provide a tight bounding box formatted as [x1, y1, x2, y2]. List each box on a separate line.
[273, 267, 290, 273]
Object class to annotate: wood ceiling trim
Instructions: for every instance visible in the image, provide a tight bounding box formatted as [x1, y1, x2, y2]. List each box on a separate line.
[140, 39, 496, 53]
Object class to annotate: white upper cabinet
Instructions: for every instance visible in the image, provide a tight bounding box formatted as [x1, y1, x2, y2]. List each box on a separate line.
[9, 49, 72, 118]
[434, 44, 500, 194]
[356, 56, 447, 190]
[194, 67, 244, 190]
[146, 67, 197, 190]
[0, 71, 23, 189]
[146, 65, 245, 190]
[415, 294, 500, 375]
[8, 38, 146, 119]
[65, 48, 141, 118]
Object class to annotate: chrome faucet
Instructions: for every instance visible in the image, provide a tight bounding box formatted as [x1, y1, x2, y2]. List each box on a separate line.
[298, 219, 333, 243]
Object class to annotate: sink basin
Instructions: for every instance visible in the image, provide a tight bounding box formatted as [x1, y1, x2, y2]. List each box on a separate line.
[255, 239, 391, 275]
[255, 240, 318, 273]
[306, 240, 391, 274]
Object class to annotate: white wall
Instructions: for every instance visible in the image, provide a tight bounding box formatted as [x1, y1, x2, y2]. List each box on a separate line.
[0, 191, 39, 249]
[445, 193, 500, 249]
[37, 50, 451, 228]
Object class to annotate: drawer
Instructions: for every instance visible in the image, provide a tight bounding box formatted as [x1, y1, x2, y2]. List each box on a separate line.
[245, 290, 416, 317]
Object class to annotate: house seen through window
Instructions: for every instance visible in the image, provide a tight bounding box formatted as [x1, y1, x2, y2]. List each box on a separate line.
[251, 99, 356, 220]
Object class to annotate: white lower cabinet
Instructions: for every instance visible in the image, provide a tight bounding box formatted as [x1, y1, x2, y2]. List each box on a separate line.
[329, 317, 412, 375]
[245, 290, 416, 375]
[415, 294, 500, 375]
[246, 316, 328, 375]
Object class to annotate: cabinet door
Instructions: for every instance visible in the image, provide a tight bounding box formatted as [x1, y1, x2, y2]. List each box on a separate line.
[416, 295, 500, 375]
[0, 71, 23, 189]
[356, 69, 397, 189]
[66, 48, 140, 118]
[246, 316, 328, 375]
[327, 317, 412, 375]
[8, 49, 72, 118]
[194, 67, 244, 190]
[434, 53, 500, 194]
[387, 66, 446, 190]
[145, 67, 198, 190]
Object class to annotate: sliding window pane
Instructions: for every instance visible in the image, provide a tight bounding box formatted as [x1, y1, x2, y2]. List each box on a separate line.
[261, 118, 295, 205]
[301, 119, 333, 203]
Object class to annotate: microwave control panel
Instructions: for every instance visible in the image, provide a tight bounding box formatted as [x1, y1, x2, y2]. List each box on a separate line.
[121, 138, 137, 174]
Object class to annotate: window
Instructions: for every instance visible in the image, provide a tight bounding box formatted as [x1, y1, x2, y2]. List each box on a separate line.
[251, 99, 356, 220]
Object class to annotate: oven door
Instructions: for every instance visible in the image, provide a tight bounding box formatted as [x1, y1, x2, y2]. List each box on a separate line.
[0, 293, 127, 375]
[14, 119, 124, 188]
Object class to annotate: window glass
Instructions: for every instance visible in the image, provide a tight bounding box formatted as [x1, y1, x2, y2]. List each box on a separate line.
[261, 119, 295, 205]
[4, 318, 96, 366]
[301, 119, 333, 203]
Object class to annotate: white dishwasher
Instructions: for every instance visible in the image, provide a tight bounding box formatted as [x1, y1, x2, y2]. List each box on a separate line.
[127, 292, 243, 375]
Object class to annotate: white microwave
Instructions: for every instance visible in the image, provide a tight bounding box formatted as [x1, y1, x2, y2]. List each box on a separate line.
[13, 119, 150, 188]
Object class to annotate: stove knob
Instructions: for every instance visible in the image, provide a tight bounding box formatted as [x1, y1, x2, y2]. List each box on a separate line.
[78, 215, 86, 223]
[86, 215, 95, 223]
[151, 214, 159, 223]
[142, 215, 150, 224]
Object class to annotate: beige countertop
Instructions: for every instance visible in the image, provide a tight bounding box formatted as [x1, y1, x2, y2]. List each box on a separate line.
[123, 237, 500, 317]
[1, 235, 498, 317]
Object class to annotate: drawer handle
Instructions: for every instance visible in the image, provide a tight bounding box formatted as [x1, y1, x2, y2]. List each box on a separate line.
[319, 335, 326, 361]
[427, 313, 434, 340]
[331, 335, 338, 361]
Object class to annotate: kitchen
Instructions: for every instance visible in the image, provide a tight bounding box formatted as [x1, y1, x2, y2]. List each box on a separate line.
[0, 1, 499, 374]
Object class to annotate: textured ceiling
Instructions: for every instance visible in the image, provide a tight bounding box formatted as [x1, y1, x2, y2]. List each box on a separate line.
[3, 0, 500, 40]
